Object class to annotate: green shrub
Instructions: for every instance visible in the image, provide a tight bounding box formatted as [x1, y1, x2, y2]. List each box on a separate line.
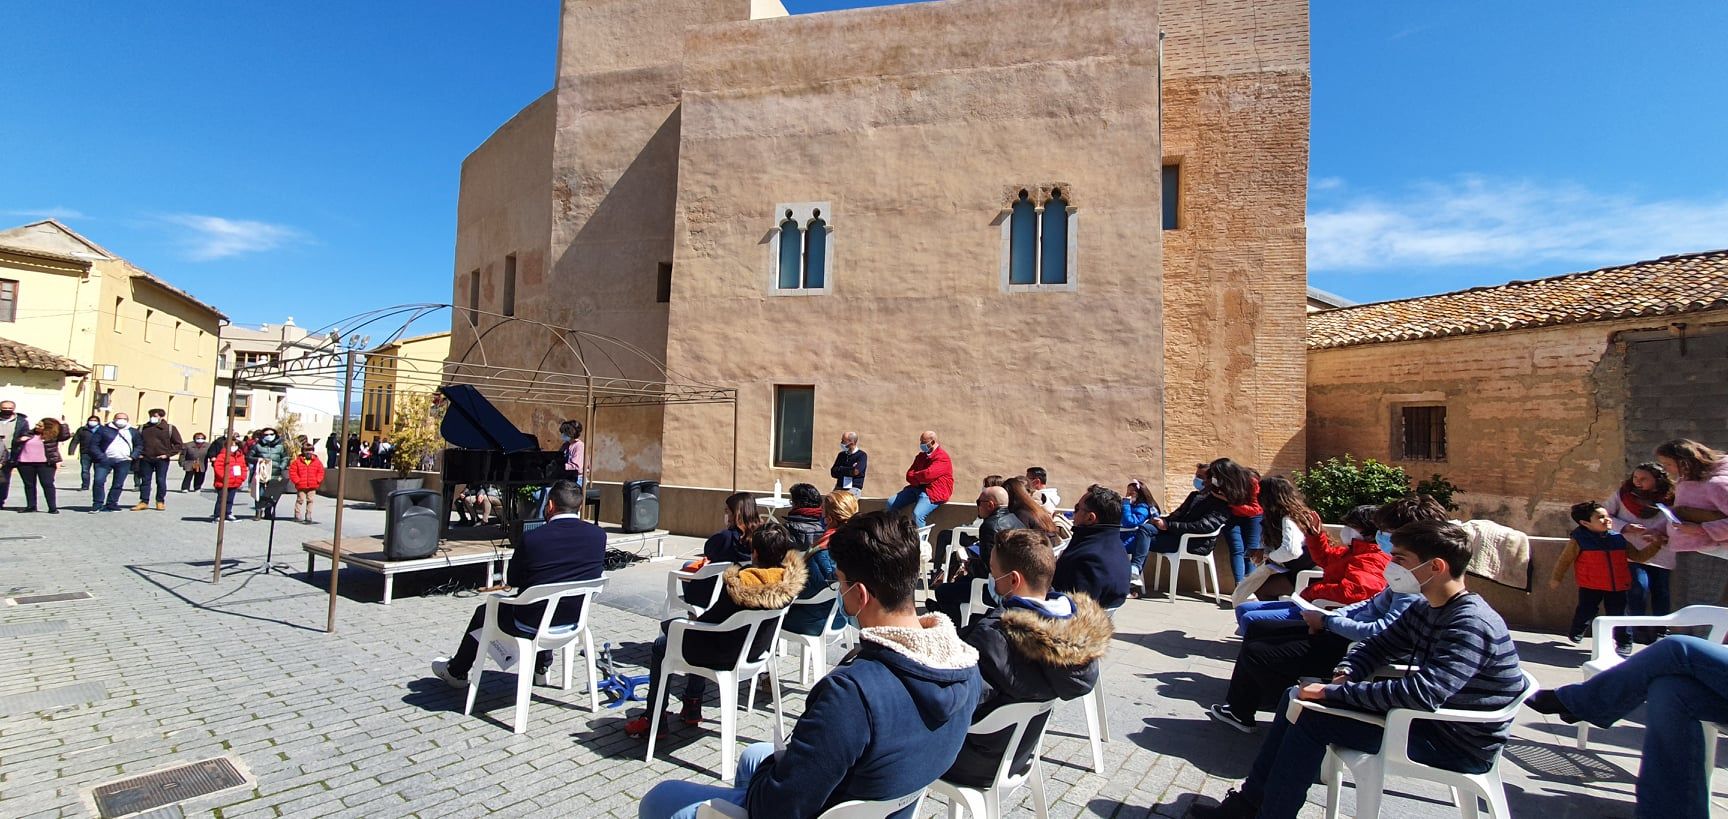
[1293, 455, 1458, 523]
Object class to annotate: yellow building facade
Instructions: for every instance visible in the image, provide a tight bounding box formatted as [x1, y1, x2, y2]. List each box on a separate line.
[359, 331, 451, 436]
[0, 220, 224, 430]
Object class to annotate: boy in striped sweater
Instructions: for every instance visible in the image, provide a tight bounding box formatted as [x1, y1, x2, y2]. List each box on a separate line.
[1189, 520, 1527, 819]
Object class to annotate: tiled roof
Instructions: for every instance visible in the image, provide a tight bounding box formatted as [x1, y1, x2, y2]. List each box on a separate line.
[0, 337, 88, 374]
[1307, 249, 1728, 350]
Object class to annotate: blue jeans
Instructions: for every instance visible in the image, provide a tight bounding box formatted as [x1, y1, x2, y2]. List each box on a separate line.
[1557, 635, 1728, 819]
[639, 741, 776, 819]
[1223, 514, 1263, 583]
[213, 488, 240, 519]
[1627, 563, 1672, 618]
[1235, 600, 1301, 635]
[92, 460, 132, 509]
[1243, 688, 1486, 818]
[886, 486, 939, 528]
[79, 453, 93, 488]
[137, 458, 171, 503]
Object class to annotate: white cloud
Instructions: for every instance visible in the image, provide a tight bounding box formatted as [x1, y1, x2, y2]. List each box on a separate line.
[1310, 176, 1344, 192]
[163, 214, 305, 261]
[4, 207, 87, 220]
[1309, 176, 1728, 273]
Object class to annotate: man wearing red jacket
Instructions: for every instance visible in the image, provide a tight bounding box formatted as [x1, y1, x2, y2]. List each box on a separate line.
[885, 430, 952, 528]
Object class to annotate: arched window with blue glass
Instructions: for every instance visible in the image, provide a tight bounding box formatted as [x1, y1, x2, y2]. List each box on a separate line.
[1008, 190, 1038, 285]
[802, 210, 827, 289]
[777, 210, 803, 290]
[1039, 188, 1069, 285]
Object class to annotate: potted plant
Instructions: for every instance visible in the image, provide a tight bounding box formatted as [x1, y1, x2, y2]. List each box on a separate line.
[368, 390, 444, 507]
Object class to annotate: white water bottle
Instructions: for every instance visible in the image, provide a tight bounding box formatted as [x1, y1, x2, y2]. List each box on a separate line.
[773, 479, 783, 499]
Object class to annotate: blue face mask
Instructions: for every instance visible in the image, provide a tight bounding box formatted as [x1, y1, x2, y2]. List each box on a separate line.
[1375, 531, 1395, 553]
[1193, 477, 1206, 491]
[919, 443, 933, 454]
[838, 582, 861, 630]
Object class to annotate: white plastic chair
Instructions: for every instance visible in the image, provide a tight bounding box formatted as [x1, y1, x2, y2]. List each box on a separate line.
[929, 699, 1056, 819]
[1150, 527, 1223, 603]
[961, 578, 994, 629]
[778, 586, 854, 685]
[943, 523, 982, 583]
[1286, 568, 1344, 609]
[1288, 669, 1539, 819]
[695, 788, 926, 819]
[646, 607, 790, 783]
[1575, 605, 1728, 756]
[917, 524, 937, 593]
[463, 578, 606, 734]
[665, 561, 733, 619]
[1071, 603, 1121, 773]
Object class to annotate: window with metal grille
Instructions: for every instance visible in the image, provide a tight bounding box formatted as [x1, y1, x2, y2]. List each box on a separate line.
[1400, 405, 1447, 461]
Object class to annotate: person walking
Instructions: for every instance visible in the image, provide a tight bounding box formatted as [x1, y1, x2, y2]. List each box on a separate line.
[133, 408, 184, 511]
[67, 414, 100, 491]
[209, 437, 249, 521]
[0, 399, 27, 509]
[287, 446, 326, 524]
[8, 417, 70, 513]
[179, 433, 210, 492]
[90, 413, 141, 512]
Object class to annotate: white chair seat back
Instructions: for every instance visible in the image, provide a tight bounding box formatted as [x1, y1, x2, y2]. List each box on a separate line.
[665, 561, 733, 619]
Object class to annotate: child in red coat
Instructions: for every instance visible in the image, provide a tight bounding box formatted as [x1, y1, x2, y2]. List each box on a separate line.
[210, 438, 249, 521]
[287, 449, 327, 525]
[1301, 505, 1391, 607]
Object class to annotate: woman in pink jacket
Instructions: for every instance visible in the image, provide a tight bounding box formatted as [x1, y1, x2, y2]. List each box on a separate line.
[1635, 439, 1728, 559]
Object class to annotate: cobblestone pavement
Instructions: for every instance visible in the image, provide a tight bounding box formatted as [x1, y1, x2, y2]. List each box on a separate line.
[0, 470, 1719, 818]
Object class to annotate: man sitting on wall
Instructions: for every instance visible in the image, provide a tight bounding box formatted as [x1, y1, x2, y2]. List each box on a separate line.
[431, 480, 606, 687]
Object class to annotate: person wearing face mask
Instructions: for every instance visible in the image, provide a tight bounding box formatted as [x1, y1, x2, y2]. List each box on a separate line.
[1191, 519, 1528, 819]
[208, 436, 250, 521]
[1129, 463, 1232, 597]
[246, 428, 289, 520]
[884, 430, 952, 529]
[0, 400, 28, 509]
[828, 431, 868, 495]
[940, 529, 1111, 788]
[431, 481, 607, 690]
[8, 417, 70, 513]
[88, 413, 142, 512]
[926, 486, 1026, 624]
[1205, 496, 1442, 735]
[557, 419, 585, 487]
[179, 433, 211, 493]
[639, 511, 980, 819]
[67, 414, 101, 491]
[132, 408, 184, 511]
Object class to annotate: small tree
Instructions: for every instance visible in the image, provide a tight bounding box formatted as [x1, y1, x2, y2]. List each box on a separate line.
[388, 391, 443, 479]
[1294, 455, 1465, 522]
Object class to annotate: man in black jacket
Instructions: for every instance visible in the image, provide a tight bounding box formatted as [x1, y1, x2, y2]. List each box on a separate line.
[1130, 463, 1231, 594]
[67, 414, 100, 491]
[432, 480, 606, 687]
[944, 529, 1112, 786]
[1053, 485, 1131, 609]
[829, 431, 867, 495]
[133, 408, 184, 511]
[927, 486, 1025, 623]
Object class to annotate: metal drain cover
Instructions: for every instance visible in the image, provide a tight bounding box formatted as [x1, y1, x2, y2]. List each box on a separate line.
[93, 757, 249, 818]
[7, 591, 94, 605]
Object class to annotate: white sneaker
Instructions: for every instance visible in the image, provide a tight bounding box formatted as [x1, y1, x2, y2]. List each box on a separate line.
[431, 658, 467, 689]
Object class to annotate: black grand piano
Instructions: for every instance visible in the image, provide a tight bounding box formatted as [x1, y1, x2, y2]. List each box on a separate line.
[436, 385, 565, 539]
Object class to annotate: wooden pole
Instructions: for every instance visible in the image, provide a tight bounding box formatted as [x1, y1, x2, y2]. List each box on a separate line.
[327, 346, 357, 633]
[210, 365, 242, 583]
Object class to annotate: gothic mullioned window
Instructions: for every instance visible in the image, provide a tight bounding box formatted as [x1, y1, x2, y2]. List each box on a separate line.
[770, 203, 833, 294]
[1001, 187, 1078, 291]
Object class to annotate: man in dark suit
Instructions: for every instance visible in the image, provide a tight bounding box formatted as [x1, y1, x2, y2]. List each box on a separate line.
[432, 480, 607, 687]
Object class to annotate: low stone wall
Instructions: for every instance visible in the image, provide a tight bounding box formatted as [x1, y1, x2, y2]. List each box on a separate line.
[318, 467, 443, 505]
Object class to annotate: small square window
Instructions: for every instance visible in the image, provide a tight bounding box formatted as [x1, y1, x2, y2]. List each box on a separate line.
[502, 254, 518, 317]
[0, 279, 17, 322]
[233, 394, 251, 420]
[467, 269, 481, 326]
[772, 385, 814, 468]
[1399, 405, 1447, 461]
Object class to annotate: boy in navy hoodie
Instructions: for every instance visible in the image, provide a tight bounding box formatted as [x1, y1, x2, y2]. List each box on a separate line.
[640, 511, 982, 819]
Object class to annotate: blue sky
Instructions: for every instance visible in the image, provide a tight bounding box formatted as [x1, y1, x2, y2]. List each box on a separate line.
[2, 1, 1724, 328]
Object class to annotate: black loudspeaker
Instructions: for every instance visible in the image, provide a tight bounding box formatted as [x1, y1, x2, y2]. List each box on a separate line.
[385, 489, 442, 560]
[621, 480, 660, 534]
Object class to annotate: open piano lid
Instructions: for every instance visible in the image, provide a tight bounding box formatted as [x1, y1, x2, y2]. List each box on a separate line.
[437, 384, 540, 452]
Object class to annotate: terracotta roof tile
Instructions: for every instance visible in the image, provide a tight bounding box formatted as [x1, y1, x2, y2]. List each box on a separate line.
[0, 337, 88, 374]
[1307, 249, 1728, 350]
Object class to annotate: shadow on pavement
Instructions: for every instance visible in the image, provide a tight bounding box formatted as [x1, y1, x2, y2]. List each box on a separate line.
[125, 559, 327, 632]
[1115, 629, 1237, 663]
[1127, 715, 1257, 779]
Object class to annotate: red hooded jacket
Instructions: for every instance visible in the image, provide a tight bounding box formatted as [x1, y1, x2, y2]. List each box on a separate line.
[905, 446, 955, 504]
[1301, 536, 1390, 606]
[288, 454, 326, 491]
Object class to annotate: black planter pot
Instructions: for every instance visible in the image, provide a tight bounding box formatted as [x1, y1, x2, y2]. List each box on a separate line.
[369, 476, 425, 508]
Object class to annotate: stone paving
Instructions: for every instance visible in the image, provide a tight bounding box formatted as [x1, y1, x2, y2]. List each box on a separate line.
[0, 469, 1721, 818]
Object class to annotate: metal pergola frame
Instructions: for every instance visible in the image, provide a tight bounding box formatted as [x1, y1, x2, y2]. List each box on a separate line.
[210, 303, 738, 633]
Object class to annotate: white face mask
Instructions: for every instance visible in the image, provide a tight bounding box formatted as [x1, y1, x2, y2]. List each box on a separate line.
[114, 419, 130, 429]
[1383, 561, 1428, 595]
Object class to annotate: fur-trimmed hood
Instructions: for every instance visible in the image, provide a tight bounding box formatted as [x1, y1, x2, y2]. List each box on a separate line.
[998, 592, 1114, 668]
[721, 549, 808, 610]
